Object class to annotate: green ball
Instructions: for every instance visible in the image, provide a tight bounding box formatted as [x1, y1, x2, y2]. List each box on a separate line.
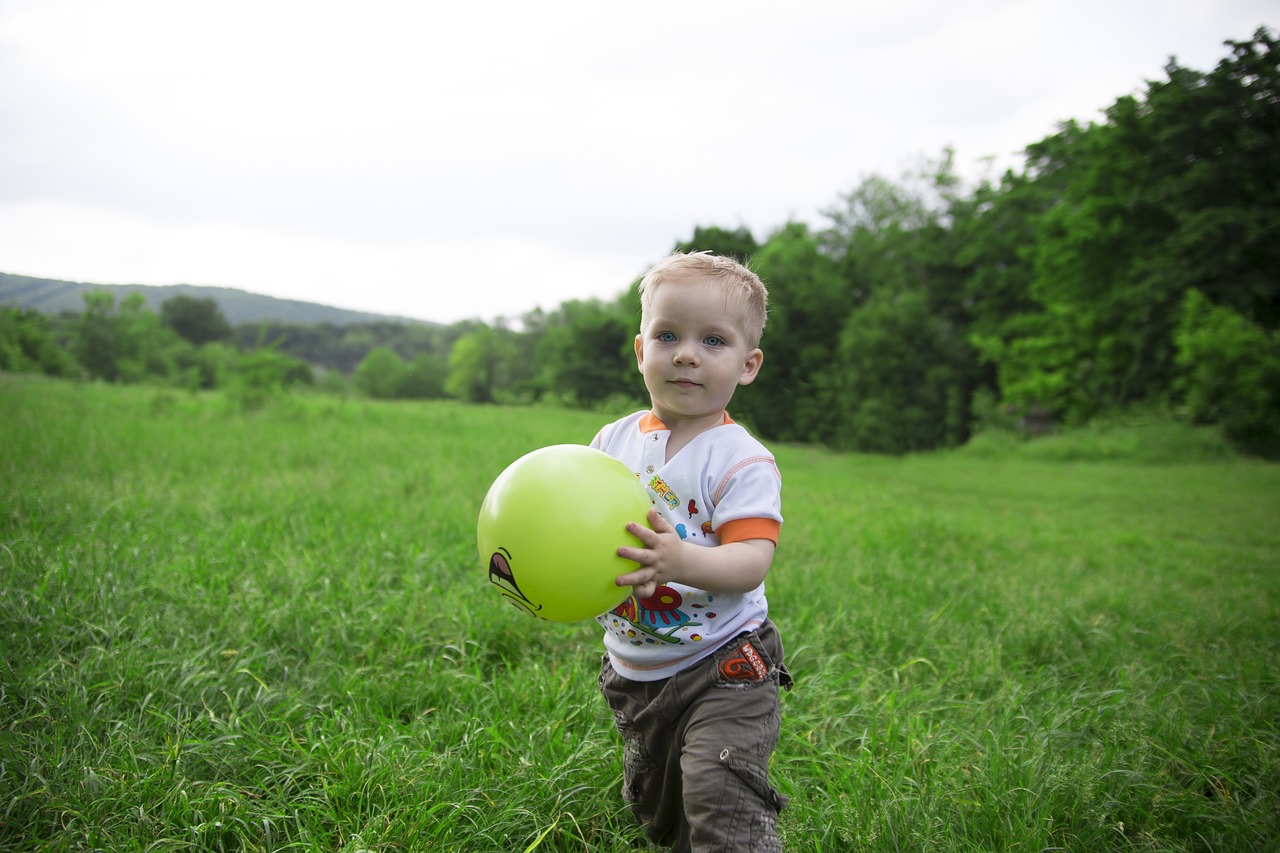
[478, 444, 651, 622]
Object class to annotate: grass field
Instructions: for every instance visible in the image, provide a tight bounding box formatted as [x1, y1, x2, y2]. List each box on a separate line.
[2, 375, 1278, 852]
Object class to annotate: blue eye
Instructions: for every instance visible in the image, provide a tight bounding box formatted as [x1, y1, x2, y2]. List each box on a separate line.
[704, 335, 724, 347]
[657, 332, 676, 343]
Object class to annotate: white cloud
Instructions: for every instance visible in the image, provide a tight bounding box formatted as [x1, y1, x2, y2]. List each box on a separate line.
[0, 199, 644, 320]
[1, 0, 1274, 322]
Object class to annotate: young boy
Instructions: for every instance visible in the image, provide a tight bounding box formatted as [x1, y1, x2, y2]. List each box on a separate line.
[591, 251, 790, 852]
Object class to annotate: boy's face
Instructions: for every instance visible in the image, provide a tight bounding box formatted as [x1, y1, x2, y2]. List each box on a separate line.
[634, 277, 763, 427]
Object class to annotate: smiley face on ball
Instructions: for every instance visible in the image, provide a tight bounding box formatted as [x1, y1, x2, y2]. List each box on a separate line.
[487, 546, 542, 617]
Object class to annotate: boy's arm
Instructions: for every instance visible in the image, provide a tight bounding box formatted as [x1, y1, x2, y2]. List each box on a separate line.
[615, 507, 775, 599]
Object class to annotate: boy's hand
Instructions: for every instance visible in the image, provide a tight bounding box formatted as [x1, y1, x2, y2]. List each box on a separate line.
[614, 507, 682, 600]
[614, 507, 776, 598]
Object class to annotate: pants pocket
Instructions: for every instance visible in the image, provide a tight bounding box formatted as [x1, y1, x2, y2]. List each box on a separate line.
[720, 745, 789, 812]
[683, 745, 786, 852]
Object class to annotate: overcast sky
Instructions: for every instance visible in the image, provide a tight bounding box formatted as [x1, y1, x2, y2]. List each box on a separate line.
[1, 1, 1273, 324]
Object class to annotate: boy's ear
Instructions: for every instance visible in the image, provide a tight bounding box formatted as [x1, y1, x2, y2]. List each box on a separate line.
[633, 335, 645, 370]
[738, 348, 764, 386]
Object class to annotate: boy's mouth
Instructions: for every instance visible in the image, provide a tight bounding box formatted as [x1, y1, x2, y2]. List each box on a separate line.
[670, 379, 699, 388]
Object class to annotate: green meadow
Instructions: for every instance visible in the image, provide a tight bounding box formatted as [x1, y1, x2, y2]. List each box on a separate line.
[2, 375, 1278, 852]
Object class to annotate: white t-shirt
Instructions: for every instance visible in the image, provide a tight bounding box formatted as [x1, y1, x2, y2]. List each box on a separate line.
[591, 410, 783, 681]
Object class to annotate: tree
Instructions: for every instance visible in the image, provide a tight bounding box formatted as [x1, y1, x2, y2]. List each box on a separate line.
[227, 346, 313, 411]
[446, 325, 515, 403]
[837, 288, 970, 453]
[71, 291, 123, 381]
[161, 295, 232, 345]
[353, 347, 409, 399]
[399, 351, 449, 399]
[1175, 289, 1280, 456]
[981, 28, 1280, 422]
[674, 225, 760, 263]
[740, 222, 848, 444]
[70, 291, 187, 384]
[534, 297, 639, 406]
[817, 152, 979, 451]
[952, 169, 1050, 399]
[1130, 28, 1280, 330]
[0, 308, 80, 377]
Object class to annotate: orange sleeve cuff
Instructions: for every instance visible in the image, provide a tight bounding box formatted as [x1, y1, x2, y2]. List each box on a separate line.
[717, 517, 781, 546]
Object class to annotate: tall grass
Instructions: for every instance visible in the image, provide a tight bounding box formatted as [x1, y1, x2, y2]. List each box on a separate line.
[2, 375, 1277, 851]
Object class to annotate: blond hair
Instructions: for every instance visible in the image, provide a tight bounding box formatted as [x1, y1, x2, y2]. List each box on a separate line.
[637, 251, 768, 348]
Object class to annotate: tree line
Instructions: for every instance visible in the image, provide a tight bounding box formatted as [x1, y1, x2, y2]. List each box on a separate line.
[3, 29, 1276, 455]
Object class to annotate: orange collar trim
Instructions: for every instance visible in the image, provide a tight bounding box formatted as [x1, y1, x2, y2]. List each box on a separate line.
[638, 411, 734, 434]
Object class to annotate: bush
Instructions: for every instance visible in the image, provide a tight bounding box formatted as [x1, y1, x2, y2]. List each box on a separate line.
[227, 348, 314, 411]
[178, 342, 239, 390]
[1175, 290, 1280, 458]
[399, 351, 449, 399]
[353, 346, 408, 399]
[0, 308, 80, 377]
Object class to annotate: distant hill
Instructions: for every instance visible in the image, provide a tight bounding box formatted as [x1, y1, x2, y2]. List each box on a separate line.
[0, 272, 433, 327]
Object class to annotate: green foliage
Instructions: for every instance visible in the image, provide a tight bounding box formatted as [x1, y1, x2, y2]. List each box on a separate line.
[351, 346, 450, 401]
[70, 290, 125, 381]
[446, 325, 515, 403]
[69, 291, 192, 384]
[971, 309, 1093, 422]
[232, 319, 453, 375]
[226, 346, 313, 411]
[982, 28, 1279, 426]
[2, 378, 1277, 851]
[353, 345, 409, 399]
[161, 294, 232, 345]
[534, 297, 642, 408]
[0, 307, 80, 377]
[740, 222, 847, 444]
[179, 340, 239, 390]
[1175, 289, 1280, 457]
[673, 224, 760, 262]
[3, 290, 325, 402]
[817, 152, 980, 450]
[837, 288, 969, 453]
[400, 350, 449, 399]
[1133, 29, 1280, 329]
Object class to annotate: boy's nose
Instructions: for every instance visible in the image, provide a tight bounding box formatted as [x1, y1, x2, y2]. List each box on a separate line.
[673, 346, 698, 365]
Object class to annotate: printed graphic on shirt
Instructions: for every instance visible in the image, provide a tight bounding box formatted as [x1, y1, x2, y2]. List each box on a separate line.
[644, 478, 710, 543]
[649, 474, 680, 510]
[604, 584, 721, 646]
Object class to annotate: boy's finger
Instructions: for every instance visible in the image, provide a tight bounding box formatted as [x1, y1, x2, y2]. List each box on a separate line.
[614, 567, 652, 587]
[626, 521, 658, 545]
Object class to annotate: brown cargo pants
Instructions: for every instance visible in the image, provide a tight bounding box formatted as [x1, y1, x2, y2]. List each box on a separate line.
[598, 620, 792, 852]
